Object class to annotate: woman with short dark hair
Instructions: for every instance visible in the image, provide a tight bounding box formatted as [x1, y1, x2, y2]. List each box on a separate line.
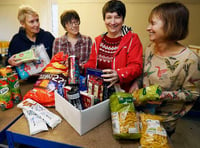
[52, 10, 92, 66]
[83, 0, 143, 92]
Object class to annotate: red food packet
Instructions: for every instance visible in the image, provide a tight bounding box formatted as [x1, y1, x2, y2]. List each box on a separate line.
[80, 91, 95, 109]
[23, 88, 55, 107]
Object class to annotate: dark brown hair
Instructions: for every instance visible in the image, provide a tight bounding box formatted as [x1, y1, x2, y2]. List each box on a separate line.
[60, 10, 80, 29]
[149, 2, 189, 41]
[102, 0, 126, 20]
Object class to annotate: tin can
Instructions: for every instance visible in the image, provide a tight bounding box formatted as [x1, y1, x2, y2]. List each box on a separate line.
[67, 86, 82, 110]
[68, 55, 80, 85]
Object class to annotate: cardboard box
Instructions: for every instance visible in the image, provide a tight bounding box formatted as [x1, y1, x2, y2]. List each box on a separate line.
[55, 91, 110, 135]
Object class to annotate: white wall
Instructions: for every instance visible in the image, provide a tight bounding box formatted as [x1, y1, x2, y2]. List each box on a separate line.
[0, 0, 52, 41]
[1, 0, 200, 48]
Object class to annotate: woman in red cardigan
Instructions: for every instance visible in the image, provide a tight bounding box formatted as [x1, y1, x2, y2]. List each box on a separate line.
[83, 0, 143, 92]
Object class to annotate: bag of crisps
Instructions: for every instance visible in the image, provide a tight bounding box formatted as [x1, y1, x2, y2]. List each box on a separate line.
[23, 52, 68, 107]
[110, 92, 141, 139]
[42, 52, 68, 76]
[23, 73, 67, 107]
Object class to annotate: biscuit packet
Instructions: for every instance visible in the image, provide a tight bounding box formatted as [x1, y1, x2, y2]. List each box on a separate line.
[110, 92, 141, 139]
[17, 98, 62, 129]
[15, 48, 38, 63]
[22, 108, 48, 135]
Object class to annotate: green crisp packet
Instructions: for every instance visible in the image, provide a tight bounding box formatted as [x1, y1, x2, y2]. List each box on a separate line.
[15, 48, 38, 63]
[110, 92, 141, 140]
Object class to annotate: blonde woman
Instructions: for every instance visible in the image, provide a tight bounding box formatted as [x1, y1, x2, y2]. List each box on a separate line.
[7, 5, 54, 66]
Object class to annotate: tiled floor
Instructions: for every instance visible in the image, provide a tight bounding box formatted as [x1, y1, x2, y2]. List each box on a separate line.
[171, 114, 200, 148]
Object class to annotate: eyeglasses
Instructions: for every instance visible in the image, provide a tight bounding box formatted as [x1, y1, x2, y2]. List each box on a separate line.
[68, 21, 80, 26]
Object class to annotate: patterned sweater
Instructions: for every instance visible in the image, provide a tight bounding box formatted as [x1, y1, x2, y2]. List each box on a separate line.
[143, 43, 200, 131]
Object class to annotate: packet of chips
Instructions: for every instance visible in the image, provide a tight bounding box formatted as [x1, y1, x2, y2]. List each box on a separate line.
[42, 52, 68, 77]
[0, 76, 13, 110]
[110, 92, 140, 139]
[23, 73, 67, 107]
[133, 85, 162, 104]
[139, 113, 169, 148]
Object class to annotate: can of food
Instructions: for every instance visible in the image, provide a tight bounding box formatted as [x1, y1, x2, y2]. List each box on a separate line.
[68, 55, 80, 85]
[67, 86, 82, 110]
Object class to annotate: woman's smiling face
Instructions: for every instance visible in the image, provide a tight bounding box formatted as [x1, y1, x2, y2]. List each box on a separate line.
[23, 14, 40, 35]
[146, 14, 165, 43]
[104, 12, 124, 38]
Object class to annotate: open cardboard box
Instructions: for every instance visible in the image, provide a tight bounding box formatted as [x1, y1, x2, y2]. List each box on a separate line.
[55, 91, 110, 135]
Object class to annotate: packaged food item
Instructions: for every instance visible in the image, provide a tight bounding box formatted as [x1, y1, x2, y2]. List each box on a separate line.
[86, 68, 114, 103]
[103, 81, 115, 101]
[68, 55, 80, 85]
[17, 98, 62, 129]
[67, 86, 83, 110]
[23, 108, 48, 135]
[15, 48, 38, 63]
[133, 85, 162, 104]
[63, 86, 72, 101]
[87, 75, 95, 95]
[0, 66, 12, 76]
[0, 76, 13, 110]
[16, 44, 50, 80]
[7, 72, 22, 104]
[23, 87, 55, 107]
[80, 91, 95, 109]
[24, 73, 67, 107]
[110, 92, 140, 139]
[139, 113, 169, 148]
[42, 52, 68, 76]
[79, 75, 87, 91]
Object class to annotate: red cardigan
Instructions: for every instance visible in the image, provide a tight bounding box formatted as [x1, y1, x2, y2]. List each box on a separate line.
[84, 31, 143, 92]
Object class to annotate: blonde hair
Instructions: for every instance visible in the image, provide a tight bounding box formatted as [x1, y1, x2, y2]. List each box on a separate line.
[18, 5, 38, 23]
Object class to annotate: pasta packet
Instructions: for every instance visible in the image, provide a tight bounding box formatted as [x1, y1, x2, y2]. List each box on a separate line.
[23, 108, 48, 135]
[110, 92, 141, 139]
[139, 113, 170, 148]
[133, 85, 162, 104]
[17, 98, 62, 129]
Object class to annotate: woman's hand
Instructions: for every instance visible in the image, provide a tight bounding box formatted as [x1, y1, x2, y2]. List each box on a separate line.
[8, 55, 22, 66]
[129, 80, 139, 93]
[102, 69, 119, 88]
